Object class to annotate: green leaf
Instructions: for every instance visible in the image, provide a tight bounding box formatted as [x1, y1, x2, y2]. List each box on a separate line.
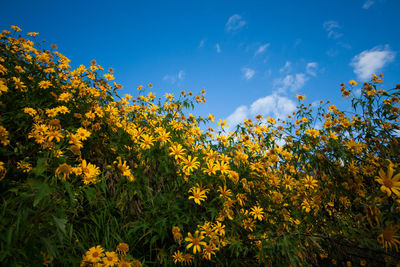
[53, 216, 67, 235]
[33, 158, 48, 176]
[31, 180, 52, 207]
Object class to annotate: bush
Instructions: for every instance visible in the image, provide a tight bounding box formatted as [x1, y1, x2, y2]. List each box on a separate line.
[0, 26, 400, 266]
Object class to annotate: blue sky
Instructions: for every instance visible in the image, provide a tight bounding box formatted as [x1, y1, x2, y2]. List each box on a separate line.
[1, 0, 400, 131]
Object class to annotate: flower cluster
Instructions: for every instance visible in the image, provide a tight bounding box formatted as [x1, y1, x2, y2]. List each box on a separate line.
[1, 26, 400, 266]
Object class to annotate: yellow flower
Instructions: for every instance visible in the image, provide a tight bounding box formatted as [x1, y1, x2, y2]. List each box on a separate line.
[303, 175, 318, 190]
[348, 80, 358, 86]
[12, 77, 27, 91]
[218, 119, 228, 129]
[11, 25, 22, 32]
[213, 221, 226, 236]
[375, 167, 400, 197]
[103, 251, 119, 267]
[207, 113, 215, 122]
[188, 186, 208, 205]
[0, 125, 10, 146]
[250, 205, 264, 221]
[305, 128, 320, 138]
[55, 163, 73, 180]
[282, 175, 294, 190]
[217, 185, 232, 199]
[182, 155, 200, 174]
[215, 160, 230, 175]
[0, 80, 8, 95]
[140, 134, 154, 150]
[131, 259, 142, 267]
[172, 226, 183, 243]
[80, 160, 100, 184]
[38, 80, 52, 89]
[116, 242, 129, 256]
[185, 231, 206, 254]
[76, 128, 91, 141]
[85, 245, 104, 263]
[169, 143, 186, 160]
[58, 92, 72, 102]
[17, 161, 32, 173]
[27, 32, 39, 37]
[23, 107, 37, 116]
[114, 157, 134, 181]
[301, 199, 311, 213]
[377, 222, 400, 252]
[267, 117, 276, 125]
[0, 161, 6, 181]
[202, 244, 216, 260]
[46, 130, 63, 143]
[172, 250, 184, 264]
[201, 160, 215, 176]
[296, 94, 306, 101]
[103, 73, 115, 81]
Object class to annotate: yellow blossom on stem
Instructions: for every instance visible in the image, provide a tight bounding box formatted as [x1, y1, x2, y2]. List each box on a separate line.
[185, 231, 206, 254]
[188, 186, 208, 205]
[375, 167, 400, 197]
[250, 205, 264, 221]
[85, 245, 104, 263]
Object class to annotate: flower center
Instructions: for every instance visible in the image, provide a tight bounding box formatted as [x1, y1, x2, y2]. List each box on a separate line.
[383, 178, 393, 188]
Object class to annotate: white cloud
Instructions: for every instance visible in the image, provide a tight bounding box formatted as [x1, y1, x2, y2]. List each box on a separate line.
[350, 45, 396, 80]
[242, 68, 255, 80]
[225, 59, 321, 131]
[306, 62, 318, 76]
[338, 42, 352, 50]
[226, 94, 296, 131]
[178, 70, 185, 80]
[225, 14, 246, 32]
[323, 20, 342, 39]
[163, 70, 185, 84]
[274, 73, 308, 93]
[362, 0, 375, 9]
[198, 39, 206, 48]
[215, 43, 221, 53]
[323, 20, 340, 31]
[279, 61, 291, 73]
[226, 105, 249, 131]
[254, 43, 270, 56]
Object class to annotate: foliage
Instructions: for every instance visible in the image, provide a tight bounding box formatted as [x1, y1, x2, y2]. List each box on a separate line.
[0, 26, 400, 266]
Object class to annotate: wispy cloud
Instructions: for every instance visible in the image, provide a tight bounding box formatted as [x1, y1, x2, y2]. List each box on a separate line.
[198, 39, 206, 48]
[215, 43, 221, 53]
[254, 43, 270, 56]
[242, 68, 255, 80]
[225, 14, 246, 32]
[350, 45, 396, 80]
[306, 62, 318, 76]
[279, 61, 291, 73]
[323, 20, 343, 39]
[177, 70, 185, 80]
[163, 70, 186, 84]
[362, 0, 375, 9]
[274, 73, 308, 93]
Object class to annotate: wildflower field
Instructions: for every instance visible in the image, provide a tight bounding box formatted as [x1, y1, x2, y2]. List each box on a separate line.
[1, 26, 400, 266]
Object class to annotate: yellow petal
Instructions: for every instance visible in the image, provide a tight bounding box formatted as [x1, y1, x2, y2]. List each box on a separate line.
[388, 167, 394, 179]
[379, 169, 386, 179]
[392, 172, 400, 182]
